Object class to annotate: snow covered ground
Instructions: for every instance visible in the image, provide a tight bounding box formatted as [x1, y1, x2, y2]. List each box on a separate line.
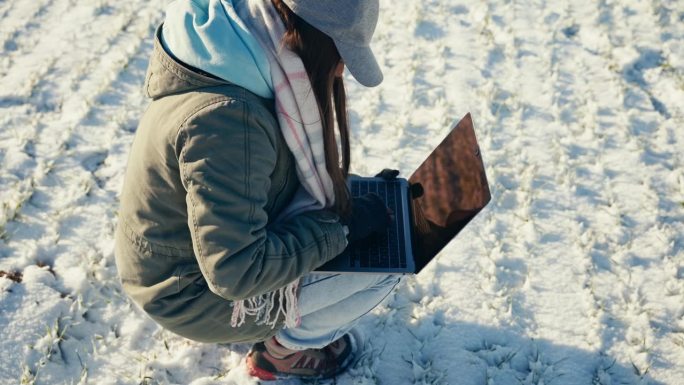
[1, 0, 683, 384]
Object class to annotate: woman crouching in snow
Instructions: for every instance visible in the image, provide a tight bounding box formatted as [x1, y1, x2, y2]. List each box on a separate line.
[114, 0, 401, 380]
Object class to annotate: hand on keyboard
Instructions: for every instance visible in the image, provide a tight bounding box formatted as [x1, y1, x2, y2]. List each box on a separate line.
[375, 168, 400, 180]
[375, 168, 424, 200]
[342, 192, 391, 244]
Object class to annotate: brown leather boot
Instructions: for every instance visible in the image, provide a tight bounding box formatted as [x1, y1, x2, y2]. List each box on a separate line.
[246, 333, 356, 381]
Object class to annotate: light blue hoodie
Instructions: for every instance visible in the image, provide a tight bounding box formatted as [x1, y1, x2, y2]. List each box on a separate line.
[161, 0, 274, 99]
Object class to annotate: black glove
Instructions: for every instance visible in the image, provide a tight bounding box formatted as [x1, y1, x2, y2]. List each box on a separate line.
[375, 168, 400, 180]
[375, 168, 424, 199]
[342, 192, 391, 244]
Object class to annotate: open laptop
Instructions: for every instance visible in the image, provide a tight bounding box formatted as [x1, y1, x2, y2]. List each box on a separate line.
[315, 113, 491, 274]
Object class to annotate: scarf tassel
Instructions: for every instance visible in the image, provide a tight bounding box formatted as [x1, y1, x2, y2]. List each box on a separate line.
[230, 280, 301, 329]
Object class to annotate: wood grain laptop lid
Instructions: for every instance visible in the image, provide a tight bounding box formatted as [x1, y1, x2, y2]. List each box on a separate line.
[408, 113, 491, 271]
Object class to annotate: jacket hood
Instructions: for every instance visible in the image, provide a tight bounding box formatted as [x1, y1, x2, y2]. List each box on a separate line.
[158, 0, 274, 99]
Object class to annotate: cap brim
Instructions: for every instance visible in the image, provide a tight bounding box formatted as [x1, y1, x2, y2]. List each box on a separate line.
[335, 41, 383, 87]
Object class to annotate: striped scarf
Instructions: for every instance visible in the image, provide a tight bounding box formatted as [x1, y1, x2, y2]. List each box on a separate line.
[230, 0, 336, 330]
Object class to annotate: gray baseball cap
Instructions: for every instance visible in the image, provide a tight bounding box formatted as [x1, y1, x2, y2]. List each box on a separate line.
[282, 0, 383, 87]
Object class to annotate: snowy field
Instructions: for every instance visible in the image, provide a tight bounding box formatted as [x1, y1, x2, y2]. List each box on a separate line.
[1, 0, 683, 384]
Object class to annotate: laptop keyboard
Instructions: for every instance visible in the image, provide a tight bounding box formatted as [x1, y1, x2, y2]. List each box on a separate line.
[347, 179, 407, 269]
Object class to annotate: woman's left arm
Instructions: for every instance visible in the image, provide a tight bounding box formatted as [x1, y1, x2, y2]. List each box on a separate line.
[177, 98, 347, 301]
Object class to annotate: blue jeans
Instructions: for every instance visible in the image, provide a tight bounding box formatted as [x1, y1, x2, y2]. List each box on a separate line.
[275, 273, 402, 350]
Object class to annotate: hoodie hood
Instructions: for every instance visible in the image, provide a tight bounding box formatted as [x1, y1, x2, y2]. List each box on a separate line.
[159, 0, 274, 99]
[144, 24, 230, 100]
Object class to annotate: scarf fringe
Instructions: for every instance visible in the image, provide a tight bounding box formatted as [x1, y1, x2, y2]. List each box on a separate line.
[230, 280, 301, 329]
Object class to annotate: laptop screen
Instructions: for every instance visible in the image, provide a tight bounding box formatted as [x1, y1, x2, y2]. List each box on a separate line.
[408, 113, 491, 271]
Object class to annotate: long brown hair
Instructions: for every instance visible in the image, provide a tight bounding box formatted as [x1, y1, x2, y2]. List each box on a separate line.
[271, 0, 351, 219]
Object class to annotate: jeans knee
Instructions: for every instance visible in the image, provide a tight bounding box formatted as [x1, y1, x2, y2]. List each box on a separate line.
[372, 274, 401, 290]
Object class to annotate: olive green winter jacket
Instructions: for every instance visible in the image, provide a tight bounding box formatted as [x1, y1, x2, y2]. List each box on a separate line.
[114, 25, 348, 343]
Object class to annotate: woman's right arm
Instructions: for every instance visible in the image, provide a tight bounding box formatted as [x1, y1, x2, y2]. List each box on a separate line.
[177, 98, 347, 301]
